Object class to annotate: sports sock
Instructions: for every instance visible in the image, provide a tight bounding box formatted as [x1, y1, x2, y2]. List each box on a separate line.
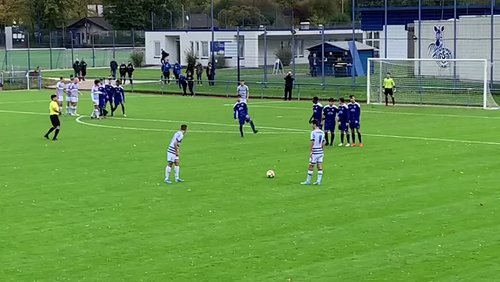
[121, 104, 125, 115]
[351, 131, 356, 144]
[324, 132, 329, 144]
[165, 166, 171, 180]
[317, 170, 323, 183]
[357, 131, 363, 143]
[45, 127, 55, 137]
[53, 129, 60, 140]
[239, 125, 244, 137]
[346, 133, 351, 144]
[392, 96, 395, 105]
[94, 109, 100, 118]
[385, 96, 388, 106]
[340, 132, 344, 143]
[306, 170, 313, 183]
[174, 166, 180, 180]
[331, 133, 335, 145]
[250, 120, 257, 133]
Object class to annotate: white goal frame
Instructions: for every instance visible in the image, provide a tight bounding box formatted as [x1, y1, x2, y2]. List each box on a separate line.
[366, 58, 493, 109]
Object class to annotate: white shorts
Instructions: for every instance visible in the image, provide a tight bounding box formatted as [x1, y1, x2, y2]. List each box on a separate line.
[70, 96, 79, 103]
[309, 153, 324, 165]
[58, 96, 64, 103]
[167, 152, 179, 163]
[92, 100, 99, 106]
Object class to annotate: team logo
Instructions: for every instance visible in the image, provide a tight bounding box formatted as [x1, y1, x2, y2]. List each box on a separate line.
[428, 25, 453, 68]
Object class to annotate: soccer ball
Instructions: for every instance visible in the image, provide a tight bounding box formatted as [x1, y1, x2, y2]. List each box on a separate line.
[266, 170, 275, 178]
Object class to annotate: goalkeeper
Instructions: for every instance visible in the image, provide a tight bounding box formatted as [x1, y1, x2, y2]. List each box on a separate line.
[383, 72, 396, 106]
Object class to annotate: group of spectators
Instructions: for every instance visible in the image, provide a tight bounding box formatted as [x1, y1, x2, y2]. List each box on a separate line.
[109, 59, 135, 85]
[72, 59, 88, 81]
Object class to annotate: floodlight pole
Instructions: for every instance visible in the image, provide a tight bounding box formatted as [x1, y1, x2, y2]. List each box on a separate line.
[211, 0, 215, 83]
[320, 25, 325, 87]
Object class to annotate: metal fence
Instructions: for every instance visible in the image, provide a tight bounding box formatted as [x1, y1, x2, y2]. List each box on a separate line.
[1, 29, 145, 71]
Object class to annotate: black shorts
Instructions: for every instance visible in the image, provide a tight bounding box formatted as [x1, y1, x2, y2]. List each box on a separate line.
[384, 88, 394, 95]
[50, 114, 60, 127]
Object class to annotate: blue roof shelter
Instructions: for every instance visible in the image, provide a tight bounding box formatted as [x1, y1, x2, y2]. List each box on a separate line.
[307, 41, 375, 77]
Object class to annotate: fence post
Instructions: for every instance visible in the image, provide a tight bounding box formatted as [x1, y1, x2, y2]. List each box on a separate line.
[70, 31, 74, 68]
[92, 34, 96, 67]
[27, 32, 31, 71]
[132, 29, 135, 51]
[112, 30, 116, 59]
[49, 31, 53, 69]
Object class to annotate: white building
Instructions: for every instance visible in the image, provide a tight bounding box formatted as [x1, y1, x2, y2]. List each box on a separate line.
[145, 28, 364, 68]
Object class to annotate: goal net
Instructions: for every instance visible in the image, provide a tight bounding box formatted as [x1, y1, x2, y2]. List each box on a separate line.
[367, 58, 500, 109]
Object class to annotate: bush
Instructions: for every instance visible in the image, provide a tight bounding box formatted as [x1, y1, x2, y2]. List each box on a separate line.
[130, 51, 145, 67]
[184, 48, 198, 67]
[274, 47, 292, 66]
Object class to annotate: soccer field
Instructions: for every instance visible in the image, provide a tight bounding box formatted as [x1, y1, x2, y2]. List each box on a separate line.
[1, 91, 500, 281]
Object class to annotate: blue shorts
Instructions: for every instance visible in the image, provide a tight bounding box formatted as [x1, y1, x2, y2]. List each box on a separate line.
[107, 94, 114, 103]
[338, 122, 348, 132]
[324, 121, 335, 132]
[114, 94, 123, 105]
[349, 121, 360, 129]
[238, 116, 251, 125]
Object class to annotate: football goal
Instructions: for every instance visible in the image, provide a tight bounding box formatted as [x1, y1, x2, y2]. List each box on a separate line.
[366, 58, 499, 109]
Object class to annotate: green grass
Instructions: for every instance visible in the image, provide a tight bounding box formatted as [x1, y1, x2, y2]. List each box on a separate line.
[1, 90, 500, 281]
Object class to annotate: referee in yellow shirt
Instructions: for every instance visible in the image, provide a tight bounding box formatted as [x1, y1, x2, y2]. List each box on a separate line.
[383, 72, 396, 106]
[44, 95, 61, 141]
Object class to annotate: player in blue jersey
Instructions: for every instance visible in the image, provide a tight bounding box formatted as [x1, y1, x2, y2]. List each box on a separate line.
[322, 98, 338, 146]
[98, 81, 108, 117]
[337, 97, 351, 147]
[111, 80, 126, 117]
[308, 96, 323, 127]
[347, 95, 363, 147]
[104, 78, 115, 112]
[233, 95, 258, 137]
[301, 119, 325, 185]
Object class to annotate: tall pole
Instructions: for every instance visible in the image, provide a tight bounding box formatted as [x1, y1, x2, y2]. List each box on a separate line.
[321, 25, 325, 87]
[351, 0, 355, 84]
[92, 34, 96, 67]
[211, 0, 215, 82]
[418, 0, 422, 74]
[263, 26, 268, 86]
[292, 9, 296, 77]
[49, 31, 53, 69]
[490, 0, 494, 87]
[453, 0, 457, 88]
[384, 0, 388, 58]
[27, 32, 31, 71]
[237, 26, 241, 83]
[151, 11, 154, 30]
[70, 31, 74, 68]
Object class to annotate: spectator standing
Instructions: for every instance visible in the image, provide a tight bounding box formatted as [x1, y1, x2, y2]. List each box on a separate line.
[206, 62, 214, 86]
[161, 49, 169, 63]
[73, 60, 80, 78]
[173, 62, 181, 84]
[162, 59, 172, 84]
[284, 71, 294, 101]
[110, 59, 118, 79]
[186, 70, 195, 96]
[126, 61, 134, 85]
[195, 62, 203, 85]
[119, 62, 127, 84]
[80, 59, 87, 81]
[179, 74, 188, 95]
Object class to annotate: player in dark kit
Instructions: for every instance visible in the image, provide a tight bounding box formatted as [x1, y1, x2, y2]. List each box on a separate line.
[348, 95, 363, 147]
[44, 95, 61, 141]
[111, 80, 126, 117]
[322, 98, 338, 146]
[308, 96, 323, 127]
[98, 81, 108, 117]
[126, 61, 134, 85]
[233, 95, 258, 137]
[104, 78, 115, 112]
[337, 97, 351, 147]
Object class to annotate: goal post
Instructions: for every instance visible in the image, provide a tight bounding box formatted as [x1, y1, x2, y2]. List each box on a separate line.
[366, 58, 499, 109]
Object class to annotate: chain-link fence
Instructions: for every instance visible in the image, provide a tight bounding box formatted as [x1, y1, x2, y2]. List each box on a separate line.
[1, 29, 144, 71]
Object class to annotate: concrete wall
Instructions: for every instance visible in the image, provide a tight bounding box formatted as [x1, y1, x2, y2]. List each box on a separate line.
[414, 16, 500, 81]
[379, 25, 408, 59]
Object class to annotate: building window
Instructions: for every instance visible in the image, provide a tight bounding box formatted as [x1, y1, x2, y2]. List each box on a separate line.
[190, 41, 194, 52]
[296, 39, 304, 57]
[201, 41, 209, 58]
[365, 31, 380, 50]
[154, 41, 161, 57]
[196, 41, 200, 57]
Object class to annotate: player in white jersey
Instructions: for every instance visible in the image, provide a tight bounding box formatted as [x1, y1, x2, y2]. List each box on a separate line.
[165, 124, 188, 184]
[55, 77, 65, 112]
[90, 79, 101, 119]
[301, 119, 326, 185]
[236, 80, 249, 102]
[69, 77, 82, 116]
[65, 77, 74, 114]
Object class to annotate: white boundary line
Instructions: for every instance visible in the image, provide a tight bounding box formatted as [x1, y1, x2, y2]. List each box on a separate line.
[75, 116, 304, 135]
[0, 109, 499, 145]
[0, 100, 48, 105]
